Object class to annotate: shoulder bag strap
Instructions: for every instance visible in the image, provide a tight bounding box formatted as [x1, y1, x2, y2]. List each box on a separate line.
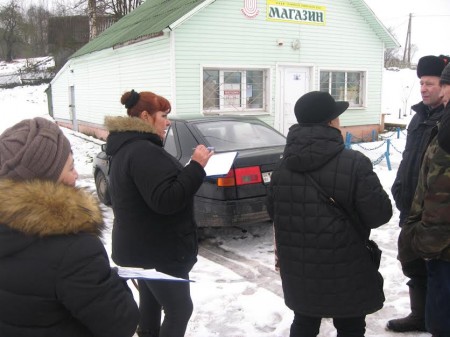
[305, 172, 365, 241]
[304, 172, 338, 208]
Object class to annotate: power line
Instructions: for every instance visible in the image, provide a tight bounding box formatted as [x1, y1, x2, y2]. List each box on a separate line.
[411, 14, 450, 18]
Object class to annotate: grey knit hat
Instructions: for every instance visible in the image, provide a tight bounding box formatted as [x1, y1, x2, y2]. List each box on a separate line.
[440, 63, 450, 85]
[0, 117, 71, 181]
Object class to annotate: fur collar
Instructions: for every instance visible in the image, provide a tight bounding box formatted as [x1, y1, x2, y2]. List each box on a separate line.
[0, 179, 104, 237]
[105, 116, 157, 134]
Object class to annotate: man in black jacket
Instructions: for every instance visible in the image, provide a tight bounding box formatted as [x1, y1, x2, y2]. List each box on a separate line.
[267, 91, 392, 337]
[388, 55, 450, 333]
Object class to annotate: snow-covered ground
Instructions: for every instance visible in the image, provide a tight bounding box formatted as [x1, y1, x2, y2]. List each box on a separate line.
[0, 57, 54, 86]
[0, 62, 431, 336]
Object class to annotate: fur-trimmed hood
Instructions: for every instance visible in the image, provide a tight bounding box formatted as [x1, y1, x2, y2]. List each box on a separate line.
[0, 179, 104, 237]
[105, 116, 157, 134]
[104, 116, 163, 156]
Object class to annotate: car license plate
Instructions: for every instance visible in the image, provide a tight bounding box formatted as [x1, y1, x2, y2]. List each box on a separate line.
[262, 171, 272, 184]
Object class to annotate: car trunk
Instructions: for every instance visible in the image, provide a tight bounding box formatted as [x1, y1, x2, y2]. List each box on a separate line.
[196, 146, 284, 200]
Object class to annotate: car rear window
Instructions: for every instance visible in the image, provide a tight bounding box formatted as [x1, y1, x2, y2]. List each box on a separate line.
[195, 120, 286, 151]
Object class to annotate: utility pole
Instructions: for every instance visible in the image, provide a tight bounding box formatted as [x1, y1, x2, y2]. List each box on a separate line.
[403, 13, 412, 67]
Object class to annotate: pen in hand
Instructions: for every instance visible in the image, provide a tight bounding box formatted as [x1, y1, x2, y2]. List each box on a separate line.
[191, 145, 214, 167]
[192, 147, 215, 152]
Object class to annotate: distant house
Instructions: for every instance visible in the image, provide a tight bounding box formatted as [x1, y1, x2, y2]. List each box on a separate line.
[47, 0, 398, 139]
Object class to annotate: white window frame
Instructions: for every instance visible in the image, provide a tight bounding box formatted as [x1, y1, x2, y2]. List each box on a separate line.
[319, 70, 366, 108]
[202, 66, 270, 115]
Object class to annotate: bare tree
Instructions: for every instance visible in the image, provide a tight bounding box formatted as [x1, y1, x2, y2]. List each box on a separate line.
[88, 0, 97, 39]
[55, 0, 142, 39]
[385, 47, 401, 68]
[384, 27, 402, 68]
[70, 0, 143, 19]
[52, 0, 86, 16]
[24, 5, 51, 56]
[71, 0, 143, 38]
[0, 0, 143, 62]
[409, 44, 418, 66]
[107, 0, 143, 19]
[0, 0, 24, 62]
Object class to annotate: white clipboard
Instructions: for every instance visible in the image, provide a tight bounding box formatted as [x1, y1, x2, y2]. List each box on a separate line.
[204, 151, 238, 177]
[117, 267, 193, 282]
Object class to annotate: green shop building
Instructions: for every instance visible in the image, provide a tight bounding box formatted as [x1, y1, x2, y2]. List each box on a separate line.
[48, 0, 398, 139]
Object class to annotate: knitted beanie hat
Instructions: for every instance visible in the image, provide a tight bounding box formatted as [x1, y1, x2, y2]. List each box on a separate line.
[440, 63, 450, 85]
[0, 117, 71, 181]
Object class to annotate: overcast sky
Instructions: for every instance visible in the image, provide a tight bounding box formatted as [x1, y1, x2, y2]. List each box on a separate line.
[363, 0, 450, 62]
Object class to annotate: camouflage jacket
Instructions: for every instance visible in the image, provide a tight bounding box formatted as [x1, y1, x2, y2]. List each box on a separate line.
[398, 128, 450, 262]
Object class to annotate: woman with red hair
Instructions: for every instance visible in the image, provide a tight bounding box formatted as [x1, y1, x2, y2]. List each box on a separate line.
[105, 90, 213, 337]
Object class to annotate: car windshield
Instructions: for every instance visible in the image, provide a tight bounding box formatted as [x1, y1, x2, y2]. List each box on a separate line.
[195, 120, 286, 152]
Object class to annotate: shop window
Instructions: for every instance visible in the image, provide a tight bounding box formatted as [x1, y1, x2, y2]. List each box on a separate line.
[203, 68, 267, 113]
[319, 71, 365, 107]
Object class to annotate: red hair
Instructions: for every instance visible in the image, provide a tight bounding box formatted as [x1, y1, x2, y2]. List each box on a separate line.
[120, 91, 171, 117]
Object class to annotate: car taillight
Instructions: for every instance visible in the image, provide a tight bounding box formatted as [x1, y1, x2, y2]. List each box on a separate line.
[217, 169, 236, 187]
[235, 166, 262, 185]
[217, 166, 262, 187]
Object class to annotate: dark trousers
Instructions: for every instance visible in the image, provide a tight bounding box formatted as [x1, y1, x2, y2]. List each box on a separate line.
[290, 313, 366, 337]
[401, 258, 428, 287]
[426, 260, 450, 336]
[138, 274, 193, 337]
[401, 257, 428, 321]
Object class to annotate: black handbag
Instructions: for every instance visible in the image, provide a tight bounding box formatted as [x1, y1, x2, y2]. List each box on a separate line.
[305, 173, 382, 269]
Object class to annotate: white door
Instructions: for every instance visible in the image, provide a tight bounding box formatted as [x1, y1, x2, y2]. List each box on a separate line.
[280, 67, 310, 135]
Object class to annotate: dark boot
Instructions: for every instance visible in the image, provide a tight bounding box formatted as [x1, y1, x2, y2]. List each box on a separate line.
[387, 283, 427, 332]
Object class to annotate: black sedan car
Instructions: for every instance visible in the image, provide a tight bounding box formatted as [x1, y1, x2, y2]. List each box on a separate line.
[93, 115, 286, 227]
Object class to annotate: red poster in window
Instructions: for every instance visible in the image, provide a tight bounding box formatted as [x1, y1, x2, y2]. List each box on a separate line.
[224, 84, 241, 107]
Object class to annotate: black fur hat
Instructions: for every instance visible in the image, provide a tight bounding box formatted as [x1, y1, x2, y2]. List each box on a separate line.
[417, 55, 449, 78]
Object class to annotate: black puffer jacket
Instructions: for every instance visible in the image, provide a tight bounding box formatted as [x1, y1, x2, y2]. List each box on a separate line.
[267, 124, 392, 317]
[0, 179, 139, 337]
[105, 116, 205, 276]
[391, 102, 445, 224]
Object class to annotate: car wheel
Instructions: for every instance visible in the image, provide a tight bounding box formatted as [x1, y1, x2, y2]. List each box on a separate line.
[95, 171, 112, 206]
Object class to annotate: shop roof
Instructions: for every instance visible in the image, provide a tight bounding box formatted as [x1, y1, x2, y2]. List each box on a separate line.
[71, 0, 209, 58]
[71, 0, 398, 59]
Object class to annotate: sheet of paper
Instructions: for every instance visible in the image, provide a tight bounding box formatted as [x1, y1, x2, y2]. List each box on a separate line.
[117, 267, 192, 282]
[204, 151, 238, 177]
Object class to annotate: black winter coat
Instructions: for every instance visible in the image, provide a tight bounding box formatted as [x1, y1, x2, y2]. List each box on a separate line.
[105, 117, 206, 276]
[0, 179, 139, 337]
[391, 102, 445, 224]
[267, 124, 392, 317]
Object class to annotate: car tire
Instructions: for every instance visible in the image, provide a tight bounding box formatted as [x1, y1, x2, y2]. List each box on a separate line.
[95, 171, 112, 206]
